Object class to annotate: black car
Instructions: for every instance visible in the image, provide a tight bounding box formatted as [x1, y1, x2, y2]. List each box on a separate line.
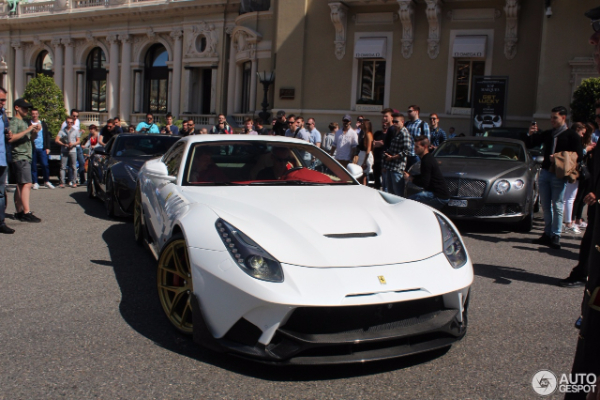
[87, 134, 181, 217]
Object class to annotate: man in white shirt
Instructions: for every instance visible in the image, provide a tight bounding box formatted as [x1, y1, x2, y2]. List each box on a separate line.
[60, 109, 86, 184]
[330, 114, 358, 167]
[55, 116, 80, 188]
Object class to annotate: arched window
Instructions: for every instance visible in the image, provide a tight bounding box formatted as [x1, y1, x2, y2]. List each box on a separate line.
[144, 44, 169, 114]
[86, 47, 107, 112]
[35, 51, 54, 77]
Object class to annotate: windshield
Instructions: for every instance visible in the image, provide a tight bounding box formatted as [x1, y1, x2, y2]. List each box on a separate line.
[113, 135, 180, 157]
[182, 141, 357, 186]
[435, 140, 526, 162]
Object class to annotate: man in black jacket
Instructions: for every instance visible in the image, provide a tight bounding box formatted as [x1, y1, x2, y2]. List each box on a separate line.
[525, 106, 583, 250]
[29, 108, 55, 189]
[403, 135, 449, 210]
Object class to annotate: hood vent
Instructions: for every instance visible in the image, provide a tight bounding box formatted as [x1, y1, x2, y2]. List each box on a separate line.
[324, 232, 378, 239]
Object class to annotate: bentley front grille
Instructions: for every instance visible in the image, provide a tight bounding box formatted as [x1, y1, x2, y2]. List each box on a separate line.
[445, 178, 487, 198]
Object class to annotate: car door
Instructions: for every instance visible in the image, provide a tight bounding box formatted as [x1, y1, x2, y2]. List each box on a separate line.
[97, 137, 116, 197]
[145, 140, 186, 244]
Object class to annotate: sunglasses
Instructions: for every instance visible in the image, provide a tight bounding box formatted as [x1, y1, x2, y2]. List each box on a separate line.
[430, 118, 438, 121]
[288, 121, 295, 124]
[593, 19, 600, 33]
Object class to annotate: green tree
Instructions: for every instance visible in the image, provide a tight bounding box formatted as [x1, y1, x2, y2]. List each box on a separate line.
[571, 77, 600, 125]
[23, 74, 67, 138]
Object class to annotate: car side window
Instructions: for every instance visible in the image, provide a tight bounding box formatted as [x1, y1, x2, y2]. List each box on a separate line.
[163, 142, 185, 177]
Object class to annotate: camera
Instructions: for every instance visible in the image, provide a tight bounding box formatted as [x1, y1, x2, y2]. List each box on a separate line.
[531, 121, 537, 126]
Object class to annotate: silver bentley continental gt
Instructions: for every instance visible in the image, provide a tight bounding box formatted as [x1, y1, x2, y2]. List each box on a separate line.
[406, 137, 540, 232]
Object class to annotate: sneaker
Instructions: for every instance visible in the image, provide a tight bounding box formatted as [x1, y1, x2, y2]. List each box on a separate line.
[575, 316, 582, 329]
[550, 235, 561, 250]
[58, 184, 65, 188]
[0, 224, 15, 234]
[532, 233, 552, 246]
[44, 182, 55, 189]
[6, 186, 15, 192]
[32, 183, 40, 190]
[68, 182, 73, 187]
[564, 225, 582, 234]
[14, 211, 24, 221]
[21, 212, 41, 223]
[577, 221, 588, 229]
[72, 183, 78, 188]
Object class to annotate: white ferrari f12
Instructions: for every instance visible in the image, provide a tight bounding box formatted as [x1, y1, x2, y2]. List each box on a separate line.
[135, 135, 473, 365]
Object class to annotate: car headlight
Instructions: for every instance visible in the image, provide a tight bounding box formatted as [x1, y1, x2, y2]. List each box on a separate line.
[494, 179, 510, 195]
[435, 214, 467, 269]
[216, 219, 284, 283]
[513, 179, 525, 190]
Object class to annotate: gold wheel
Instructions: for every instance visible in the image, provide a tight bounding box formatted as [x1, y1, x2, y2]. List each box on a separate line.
[157, 237, 194, 335]
[133, 185, 143, 244]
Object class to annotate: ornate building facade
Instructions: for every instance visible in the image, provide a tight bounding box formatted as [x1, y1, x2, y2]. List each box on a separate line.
[0, 0, 597, 133]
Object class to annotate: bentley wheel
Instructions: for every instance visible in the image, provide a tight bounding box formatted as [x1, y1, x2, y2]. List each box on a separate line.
[105, 176, 114, 217]
[134, 185, 144, 245]
[157, 235, 194, 335]
[87, 176, 96, 198]
[517, 200, 534, 233]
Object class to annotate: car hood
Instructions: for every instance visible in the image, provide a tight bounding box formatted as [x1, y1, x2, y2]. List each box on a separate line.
[181, 186, 444, 267]
[436, 158, 528, 180]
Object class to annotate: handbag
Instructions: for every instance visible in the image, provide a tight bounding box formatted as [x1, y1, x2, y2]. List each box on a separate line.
[578, 161, 590, 181]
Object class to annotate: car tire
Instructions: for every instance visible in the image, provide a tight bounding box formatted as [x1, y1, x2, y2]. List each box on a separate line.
[157, 234, 194, 335]
[87, 176, 96, 198]
[533, 192, 540, 213]
[516, 201, 534, 233]
[105, 175, 114, 217]
[134, 184, 144, 245]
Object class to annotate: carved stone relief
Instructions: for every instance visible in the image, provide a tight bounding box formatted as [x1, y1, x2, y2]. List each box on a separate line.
[425, 0, 442, 59]
[397, 0, 415, 59]
[185, 22, 218, 58]
[329, 2, 348, 60]
[504, 0, 520, 60]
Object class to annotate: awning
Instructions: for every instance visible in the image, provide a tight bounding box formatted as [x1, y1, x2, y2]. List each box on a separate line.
[354, 38, 387, 58]
[452, 36, 487, 58]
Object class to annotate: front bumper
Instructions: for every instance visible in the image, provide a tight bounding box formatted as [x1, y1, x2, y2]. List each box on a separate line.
[444, 200, 526, 222]
[189, 248, 472, 364]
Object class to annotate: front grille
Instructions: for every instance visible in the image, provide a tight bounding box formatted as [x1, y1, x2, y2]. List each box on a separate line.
[445, 178, 487, 198]
[282, 296, 444, 335]
[448, 203, 522, 217]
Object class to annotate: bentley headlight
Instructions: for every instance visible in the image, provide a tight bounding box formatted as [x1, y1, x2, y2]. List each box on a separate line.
[494, 179, 511, 195]
[216, 219, 284, 282]
[513, 179, 525, 190]
[436, 214, 467, 269]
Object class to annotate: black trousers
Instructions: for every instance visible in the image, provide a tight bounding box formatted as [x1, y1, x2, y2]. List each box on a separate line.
[567, 205, 595, 281]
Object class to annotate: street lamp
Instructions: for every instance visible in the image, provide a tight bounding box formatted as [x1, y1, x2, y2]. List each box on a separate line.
[257, 70, 275, 123]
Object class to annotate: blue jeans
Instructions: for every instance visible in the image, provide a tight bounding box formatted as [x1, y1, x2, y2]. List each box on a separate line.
[31, 148, 50, 183]
[75, 146, 86, 183]
[383, 169, 405, 196]
[409, 191, 449, 210]
[538, 168, 567, 237]
[0, 166, 6, 223]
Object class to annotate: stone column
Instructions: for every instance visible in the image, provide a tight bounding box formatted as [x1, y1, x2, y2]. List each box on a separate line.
[226, 32, 237, 115]
[51, 38, 63, 91]
[119, 34, 132, 122]
[63, 38, 74, 111]
[76, 71, 84, 110]
[167, 69, 172, 115]
[183, 67, 192, 113]
[133, 69, 142, 113]
[210, 68, 217, 114]
[170, 30, 183, 118]
[107, 34, 120, 117]
[249, 58, 257, 112]
[233, 63, 242, 113]
[11, 40, 24, 98]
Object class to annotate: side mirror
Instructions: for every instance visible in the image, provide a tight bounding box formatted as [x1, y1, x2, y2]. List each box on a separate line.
[534, 156, 544, 164]
[94, 147, 107, 156]
[346, 163, 364, 180]
[145, 160, 177, 182]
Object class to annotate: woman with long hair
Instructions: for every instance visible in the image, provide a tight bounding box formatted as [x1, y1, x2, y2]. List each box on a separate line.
[356, 119, 374, 186]
[572, 122, 597, 229]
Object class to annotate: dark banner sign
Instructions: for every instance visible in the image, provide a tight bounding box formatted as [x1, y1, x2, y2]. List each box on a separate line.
[470, 76, 509, 136]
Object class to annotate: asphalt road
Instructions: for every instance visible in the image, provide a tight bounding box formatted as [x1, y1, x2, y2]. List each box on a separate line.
[0, 184, 588, 399]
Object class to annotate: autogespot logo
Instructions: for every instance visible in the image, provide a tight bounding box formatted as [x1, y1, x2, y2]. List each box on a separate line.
[532, 370, 558, 396]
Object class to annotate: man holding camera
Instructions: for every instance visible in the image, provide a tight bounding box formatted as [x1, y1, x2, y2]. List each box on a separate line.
[210, 114, 232, 134]
[8, 98, 42, 222]
[135, 113, 160, 134]
[160, 113, 179, 135]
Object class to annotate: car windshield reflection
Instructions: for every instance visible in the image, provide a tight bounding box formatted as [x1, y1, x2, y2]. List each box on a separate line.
[182, 141, 357, 186]
[113, 135, 181, 157]
[435, 140, 526, 162]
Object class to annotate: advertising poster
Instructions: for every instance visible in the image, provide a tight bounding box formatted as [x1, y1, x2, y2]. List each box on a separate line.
[470, 76, 509, 136]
